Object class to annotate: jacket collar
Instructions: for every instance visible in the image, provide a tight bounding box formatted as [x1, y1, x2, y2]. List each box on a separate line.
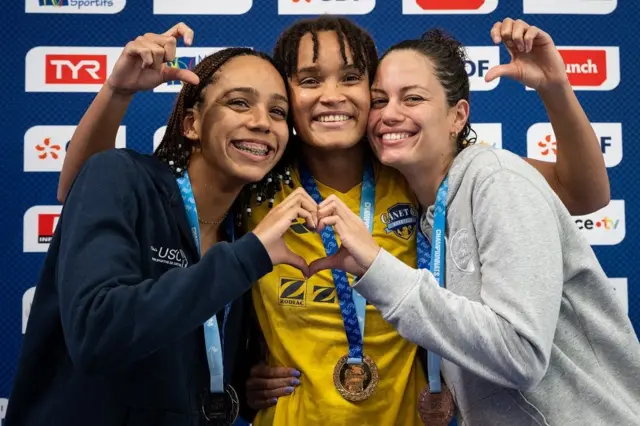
[138, 154, 198, 256]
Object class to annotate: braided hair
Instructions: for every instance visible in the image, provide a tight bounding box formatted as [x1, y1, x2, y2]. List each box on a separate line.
[247, 16, 380, 212]
[381, 29, 477, 153]
[154, 47, 291, 227]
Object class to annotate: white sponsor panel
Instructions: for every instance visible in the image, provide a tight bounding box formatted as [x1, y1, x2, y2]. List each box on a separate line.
[472, 123, 502, 149]
[22, 287, 36, 334]
[465, 47, 500, 91]
[0, 398, 8, 423]
[279, 0, 375, 15]
[523, 0, 616, 14]
[153, 126, 168, 151]
[26, 47, 119, 92]
[24, 126, 126, 172]
[23, 206, 63, 253]
[153, 0, 251, 14]
[526, 122, 622, 168]
[26, 47, 226, 93]
[573, 200, 625, 246]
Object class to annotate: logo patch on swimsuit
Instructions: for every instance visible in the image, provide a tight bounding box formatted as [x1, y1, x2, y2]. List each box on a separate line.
[312, 285, 336, 304]
[380, 203, 419, 240]
[289, 222, 310, 234]
[279, 277, 306, 307]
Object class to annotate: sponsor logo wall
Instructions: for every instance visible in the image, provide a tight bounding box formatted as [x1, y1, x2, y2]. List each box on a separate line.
[3, 1, 637, 424]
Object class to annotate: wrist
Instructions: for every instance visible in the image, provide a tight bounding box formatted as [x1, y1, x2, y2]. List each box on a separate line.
[537, 78, 572, 102]
[103, 81, 136, 100]
[364, 245, 381, 270]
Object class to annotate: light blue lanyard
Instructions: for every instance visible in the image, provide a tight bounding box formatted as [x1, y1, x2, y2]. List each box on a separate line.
[416, 176, 449, 393]
[299, 159, 375, 364]
[176, 171, 233, 394]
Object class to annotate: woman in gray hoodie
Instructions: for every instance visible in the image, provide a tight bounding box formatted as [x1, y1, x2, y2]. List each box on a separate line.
[308, 19, 640, 426]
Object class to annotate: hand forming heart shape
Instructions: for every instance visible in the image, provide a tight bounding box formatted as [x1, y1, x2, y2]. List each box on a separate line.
[253, 189, 381, 279]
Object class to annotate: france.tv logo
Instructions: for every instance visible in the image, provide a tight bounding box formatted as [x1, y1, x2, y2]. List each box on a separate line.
[154, 49, 228, 92]
[165, 56, 200, 86]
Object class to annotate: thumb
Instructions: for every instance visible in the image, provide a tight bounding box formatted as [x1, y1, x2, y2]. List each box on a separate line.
[484, 63, 518, 83]
[280, 248, 310, 278]
[160, 65, 200, 85]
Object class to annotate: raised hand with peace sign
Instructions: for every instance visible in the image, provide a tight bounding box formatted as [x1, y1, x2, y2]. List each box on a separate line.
[106, 22, 200, 95]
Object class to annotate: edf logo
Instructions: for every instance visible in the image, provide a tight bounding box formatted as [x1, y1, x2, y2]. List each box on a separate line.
[600, 136, 612, 153]
[595, 123, 623, 167]
[464, 46, 499, 91]
[279, 0, 374, 14]
[527, 122, 622, 168]
[466, 59, 490, 78]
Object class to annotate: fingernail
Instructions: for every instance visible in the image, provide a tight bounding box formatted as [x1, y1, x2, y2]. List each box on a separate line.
[493, 36, 500, 43]
[292, 370, 301, 377]
[269, 398, 278, 404]
[290, 378, 301, 386]
[284, 387, 294, 394]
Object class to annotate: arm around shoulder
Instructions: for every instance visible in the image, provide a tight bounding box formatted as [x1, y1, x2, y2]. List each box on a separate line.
[57, 85, 133, 203]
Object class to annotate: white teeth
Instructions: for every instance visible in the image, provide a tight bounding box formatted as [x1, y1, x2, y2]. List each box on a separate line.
[382, 132, 412, 141]
[317, 114, 350, 123]
[233, 141, 269, 156]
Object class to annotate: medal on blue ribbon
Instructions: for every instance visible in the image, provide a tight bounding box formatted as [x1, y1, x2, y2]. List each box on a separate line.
[416, 176, 455, 426]
[299, 159, 379, 402]
[176, 172, 239, 426]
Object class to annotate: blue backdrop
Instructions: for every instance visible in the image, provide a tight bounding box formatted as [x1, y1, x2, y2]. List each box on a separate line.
[2, 1, 637, 424]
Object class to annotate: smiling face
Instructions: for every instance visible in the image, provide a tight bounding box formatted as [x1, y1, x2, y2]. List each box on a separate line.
[184, 55, 290, 184]
[367, 48, 469, 173]
[288, 31, 371, 152]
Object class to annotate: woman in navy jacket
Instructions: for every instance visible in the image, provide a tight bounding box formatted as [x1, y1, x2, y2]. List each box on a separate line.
[6, 25, 316, 426]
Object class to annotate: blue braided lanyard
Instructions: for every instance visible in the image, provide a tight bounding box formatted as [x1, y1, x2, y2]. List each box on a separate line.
[417, 176, 449, 393]
[299, 159, 375, 365]
[176, 171, 234, 394]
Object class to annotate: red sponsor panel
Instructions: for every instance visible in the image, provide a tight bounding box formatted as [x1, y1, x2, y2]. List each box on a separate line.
[416, 0, 486, 10]
[559, 49, 607, 87]
[45, 54, 107, 84]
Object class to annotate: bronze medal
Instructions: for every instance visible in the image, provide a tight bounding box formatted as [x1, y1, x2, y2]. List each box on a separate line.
[418, 382, 455, 426]
[202, 384, 240, 426]
[333, 354, 379, 402]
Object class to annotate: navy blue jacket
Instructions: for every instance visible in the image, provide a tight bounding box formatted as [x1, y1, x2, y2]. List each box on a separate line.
[6, 149, 271, 426]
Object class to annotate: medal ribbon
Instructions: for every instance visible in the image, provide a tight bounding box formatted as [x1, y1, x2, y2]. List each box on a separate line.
[417, 176, 449, 393]
[176, 171, 233, 394]
[299, 159, 375, 365]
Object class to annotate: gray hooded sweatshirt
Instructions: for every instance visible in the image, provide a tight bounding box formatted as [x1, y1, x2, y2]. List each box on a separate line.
[353, 145, 640, 425]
